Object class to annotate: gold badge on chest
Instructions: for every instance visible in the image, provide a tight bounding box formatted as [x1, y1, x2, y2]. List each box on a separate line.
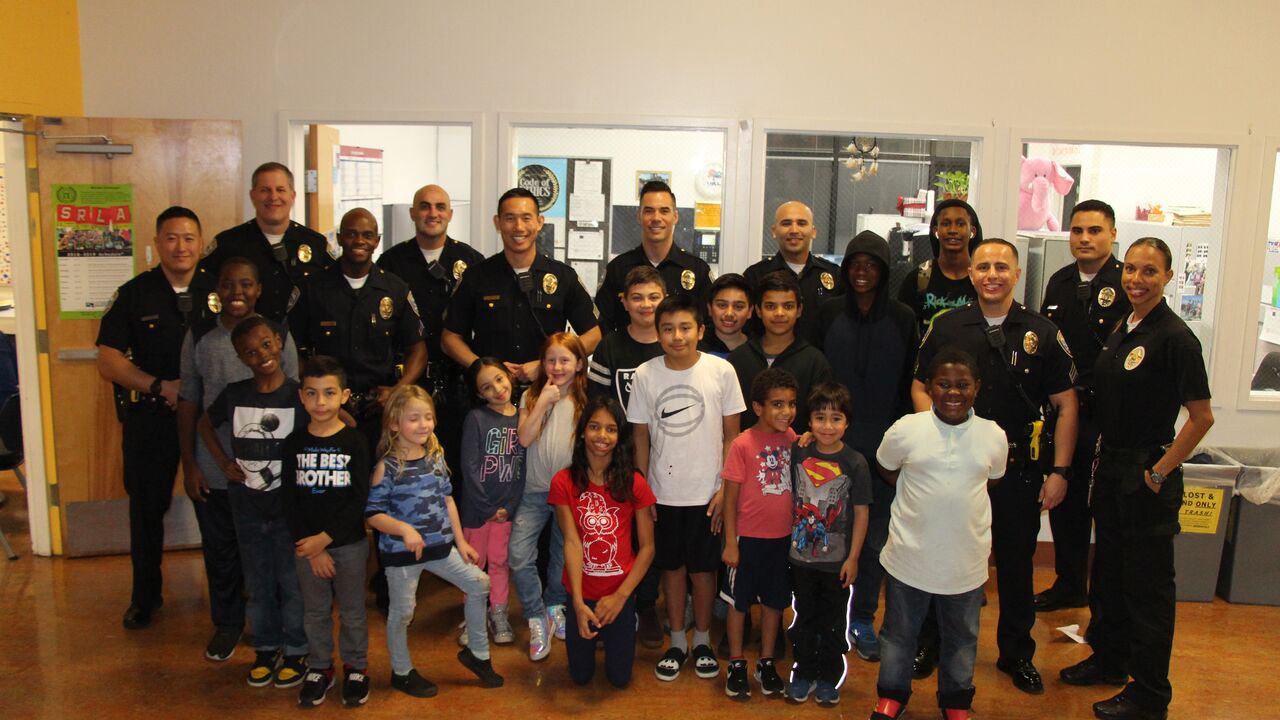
[543, 273, 559, 294]
[681, 269, 696, 290]
[452, 260, 467, 280]
[1124, 346, 1146, 370]
[207, 292, 222, 313]
[820, 271, 835, 291]
[1023, 331, 1039, 354]
[297, 244, 312, 263]
[378, 296, 393, 320]
[1098, 286, 1116, 307]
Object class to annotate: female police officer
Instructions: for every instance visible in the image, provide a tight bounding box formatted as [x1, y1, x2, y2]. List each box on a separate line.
[1061, 237, 1213, 720]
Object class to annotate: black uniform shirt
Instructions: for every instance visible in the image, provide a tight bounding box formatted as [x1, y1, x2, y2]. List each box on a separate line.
[96, 266, 216, 380]
[376, 236, 484, 370]
[594, 244, 711, 332]
[1092, 299, 1210, 450]
[914, 303, 1076, 438]
[744, 252, 843, 343]
[445, 251, 598, 365]
[199, 220, 332, 322]
[290, 265, 424, 393]
[1041, 255, 1130, 389]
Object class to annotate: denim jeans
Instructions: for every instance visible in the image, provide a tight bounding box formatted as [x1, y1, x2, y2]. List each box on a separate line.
[227, 485, 306, 655]
[386, 547, 491, 675]
[851, 513, 890, 624]
[878, 574, 983, 710]
[508, 491, 566, 619]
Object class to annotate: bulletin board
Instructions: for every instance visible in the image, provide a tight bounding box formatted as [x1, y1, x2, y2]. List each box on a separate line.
[519, 156, 611, 293]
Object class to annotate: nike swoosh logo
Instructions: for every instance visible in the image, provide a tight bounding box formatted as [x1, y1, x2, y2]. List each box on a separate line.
[660, 404, 696, 419]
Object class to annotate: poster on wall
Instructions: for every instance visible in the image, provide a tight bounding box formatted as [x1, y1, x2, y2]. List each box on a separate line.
[53, 183, 136, 319]
[518, 157, 568, 257]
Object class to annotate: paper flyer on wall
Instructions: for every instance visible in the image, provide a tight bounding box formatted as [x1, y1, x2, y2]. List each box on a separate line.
[53, 184, 136, 319]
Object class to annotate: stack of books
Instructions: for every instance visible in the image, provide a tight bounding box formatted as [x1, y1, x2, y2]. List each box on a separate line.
[1169, 207, 1212, 227]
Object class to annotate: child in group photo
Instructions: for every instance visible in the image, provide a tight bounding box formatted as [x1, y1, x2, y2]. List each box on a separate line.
[550, 396, 656, 688]
[196, 315, 307, 689]
[281, 356, 373, 708]
[628, 293, 747, 683]
[787, 382, 872, 706]
[513, 332, 590, 659]
[720, 368, 801, 700]
[365, 385, 504, 698]
[871, 348, 1009, 720]
[457, 358, 526, 647]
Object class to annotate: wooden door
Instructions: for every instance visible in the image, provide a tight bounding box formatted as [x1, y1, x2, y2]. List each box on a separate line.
[32, 117, 241, 555]
[304, 124, 340, 236]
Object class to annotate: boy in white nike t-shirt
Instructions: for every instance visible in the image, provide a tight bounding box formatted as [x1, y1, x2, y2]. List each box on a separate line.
[628, 293, 746, 683]
[870, 347, 1007, 720]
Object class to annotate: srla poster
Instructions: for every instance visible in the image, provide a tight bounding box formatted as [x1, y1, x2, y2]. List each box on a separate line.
[53, 184, 136, 318]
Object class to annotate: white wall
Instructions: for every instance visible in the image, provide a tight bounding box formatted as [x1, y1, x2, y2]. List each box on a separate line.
[73, 0, 1280, 444]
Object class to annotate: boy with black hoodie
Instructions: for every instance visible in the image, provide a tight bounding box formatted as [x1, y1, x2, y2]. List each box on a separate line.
[728, 270, 832, 436]
[814, 230, 918, 662]
[896, 199, 982, 333]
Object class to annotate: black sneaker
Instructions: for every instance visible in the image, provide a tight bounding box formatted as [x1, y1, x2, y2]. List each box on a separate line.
[692, 644, 720, 679]
[725, 659, 751, 699]
[754, 658, 784, 697]
[205, 628, 242, 662]
[247, 649, 280, 688]
[391, 668, 438, 698]
[457, 648, 505, 688]
[342, 667, 370, 707]
[298, 669, 335, 707]
[274, 654, 307, 688]
[121, 604, 153, 630]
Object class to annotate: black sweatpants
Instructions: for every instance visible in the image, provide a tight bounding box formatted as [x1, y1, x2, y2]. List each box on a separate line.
[192, 487, 245, 631]
[790, 565, 850, 684]
[565, 595, 637, 687]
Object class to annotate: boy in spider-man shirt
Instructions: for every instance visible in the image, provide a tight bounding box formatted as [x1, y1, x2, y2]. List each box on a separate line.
[786, 382, 871, 706]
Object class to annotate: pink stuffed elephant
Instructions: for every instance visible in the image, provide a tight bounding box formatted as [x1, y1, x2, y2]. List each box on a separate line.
[1018, 156, 1075, 231]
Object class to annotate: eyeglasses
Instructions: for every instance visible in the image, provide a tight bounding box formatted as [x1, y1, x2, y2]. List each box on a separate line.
[339, 229, 380, 242]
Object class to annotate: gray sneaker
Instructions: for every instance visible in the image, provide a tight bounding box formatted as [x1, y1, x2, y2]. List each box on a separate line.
[528, 612, 551, 661]
[489, 605, 515, 645]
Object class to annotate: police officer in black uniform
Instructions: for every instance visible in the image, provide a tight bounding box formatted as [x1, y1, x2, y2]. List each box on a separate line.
[1061, 238, 1213, 720]
[744, 200, 842, 343]
[289, 207, 427, 451]
[97, 206, 216, 630]
[376, 184, 483, 479]
[1036, 200, 1131, 617]
[594, 180, 711, 333]
[442, 187, 600, 384]
[198, 162, 332, 322]
[913, 238, 1078, 695]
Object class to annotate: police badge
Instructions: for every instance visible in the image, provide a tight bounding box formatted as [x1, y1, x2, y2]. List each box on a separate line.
[452, 259, 467, 280]
[1098, 286, 1116, 307]
[379, 296, 393, 320]
[207, 292, 222, 314]
[1124, 346, 1145, 370]
[820, 272, 835, 291]
[297, 244, 312, 264]
[543, 273, 559, 294]
[680, 269, 695, 290]
[1023, 331, 1039, 354]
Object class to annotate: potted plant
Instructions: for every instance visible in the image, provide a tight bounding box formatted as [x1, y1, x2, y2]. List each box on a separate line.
[934, 170, 969, 200]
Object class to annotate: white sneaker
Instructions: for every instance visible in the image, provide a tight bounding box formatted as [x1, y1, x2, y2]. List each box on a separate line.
[457, 619, 469, 647]
[528, 612, 551, 661]
[548, 604, 567, 641]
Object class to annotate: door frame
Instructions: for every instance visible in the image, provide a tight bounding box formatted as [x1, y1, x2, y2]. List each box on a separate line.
[3, 116, 52, 555]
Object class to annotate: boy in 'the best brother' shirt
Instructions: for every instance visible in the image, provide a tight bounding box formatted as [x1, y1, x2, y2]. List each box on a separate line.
[628, 293, 745, 683]
[282, 355, 372, 709]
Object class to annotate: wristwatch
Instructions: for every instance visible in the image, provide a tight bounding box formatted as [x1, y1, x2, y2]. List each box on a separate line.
[1148, 469, 1167, 485]
[149, 377, 163, 396]
[1051, 466, 1072, 480]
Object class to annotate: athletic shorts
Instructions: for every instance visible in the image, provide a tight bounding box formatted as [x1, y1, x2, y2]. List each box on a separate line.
[653, 503, 720, 573]
[719, 536, 792, 611]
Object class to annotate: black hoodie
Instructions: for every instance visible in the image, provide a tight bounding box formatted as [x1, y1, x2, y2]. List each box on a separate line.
[815, 231, 918, 514]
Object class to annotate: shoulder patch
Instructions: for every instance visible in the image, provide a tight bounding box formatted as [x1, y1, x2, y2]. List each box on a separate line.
[286, 286, 301, 313]
[326, 241, 341, 260]
[104, 289, 119, 313]
[406, 291, 420, 318]
[202, 236, 217, 257]
[1056, 330, 1072, 357]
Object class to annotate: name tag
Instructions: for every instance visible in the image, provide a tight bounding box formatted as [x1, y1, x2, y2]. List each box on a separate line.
[320, 320, 338, 327]
[140, 314, 160, 322]
[483, 295, 501, 302]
